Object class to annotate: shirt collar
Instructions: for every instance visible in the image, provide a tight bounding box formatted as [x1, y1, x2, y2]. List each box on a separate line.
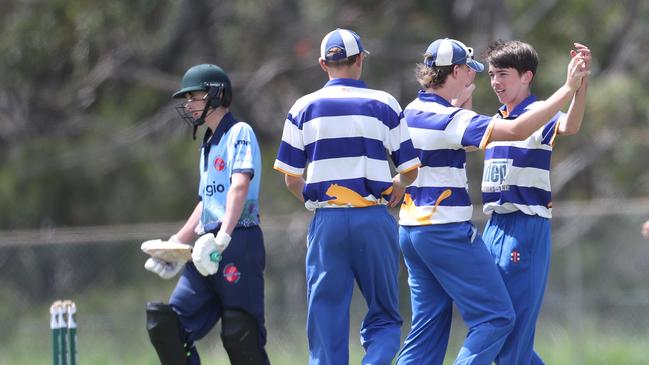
[498, 94, 537, 119]
[324, 78, 367, 89]
[417, 90, 453, 107]
[202, 112, 237, 146]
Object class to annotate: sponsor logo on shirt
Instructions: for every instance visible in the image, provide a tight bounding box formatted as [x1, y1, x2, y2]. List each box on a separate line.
[205, 181, 226, 196]
[482, 158, 511, 192]
[214, 156, 225, 171]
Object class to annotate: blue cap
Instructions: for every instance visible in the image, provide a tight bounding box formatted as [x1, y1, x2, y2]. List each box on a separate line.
[320, 28, 370, 61]
[424, 38, 484, 72]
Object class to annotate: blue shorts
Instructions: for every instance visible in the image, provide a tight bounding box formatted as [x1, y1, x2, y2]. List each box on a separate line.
[306, 205, 402, 365]
[483, 211, 551, 365]
[170, 226, 267, 358]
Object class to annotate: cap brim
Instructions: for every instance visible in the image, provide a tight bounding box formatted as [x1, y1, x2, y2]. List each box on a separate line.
[467, 59, 484, 72]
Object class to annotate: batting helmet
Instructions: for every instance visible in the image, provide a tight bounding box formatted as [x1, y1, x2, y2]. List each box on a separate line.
[173, 64, 232, 107]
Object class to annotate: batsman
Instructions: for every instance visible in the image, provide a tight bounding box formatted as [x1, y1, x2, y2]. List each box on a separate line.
[142, 64, 270, 365]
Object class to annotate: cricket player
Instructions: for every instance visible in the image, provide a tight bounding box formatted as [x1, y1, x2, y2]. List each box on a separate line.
[396, 38, 589, 365]
[480, 40, 591, 365]
[143, 64, 270, 365]
[274, 28, 420, 365]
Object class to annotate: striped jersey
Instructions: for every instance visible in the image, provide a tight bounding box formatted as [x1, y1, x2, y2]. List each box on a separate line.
[198, 113, 262, 233]
[399, 91, 495, 225]
[274, 78, 420, 211]
[482, 95, 563, 218]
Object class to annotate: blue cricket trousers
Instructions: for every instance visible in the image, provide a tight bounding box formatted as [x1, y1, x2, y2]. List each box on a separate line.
[306, 205, 402, 365]
[397, 222, 515, 365]
[483, 211, 551, 365]
[170, 225, 268, 365]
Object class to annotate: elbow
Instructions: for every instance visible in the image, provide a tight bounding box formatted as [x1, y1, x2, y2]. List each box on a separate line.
[400, 168, 418, 186]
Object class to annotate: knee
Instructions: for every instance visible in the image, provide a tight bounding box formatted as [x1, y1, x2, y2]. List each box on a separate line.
[221, 309, 268, 365]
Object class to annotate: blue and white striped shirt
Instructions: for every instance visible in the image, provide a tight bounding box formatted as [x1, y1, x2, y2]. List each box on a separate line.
[274, 78, 420, 211]
[482, 95, 563, 218]
[399, 91, 495, 225]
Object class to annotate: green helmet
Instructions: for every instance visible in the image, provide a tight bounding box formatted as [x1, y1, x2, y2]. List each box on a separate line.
[172, 64, 232, 107]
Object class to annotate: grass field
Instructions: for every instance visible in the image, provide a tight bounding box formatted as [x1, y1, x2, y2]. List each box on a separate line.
[2, 284, 648, 364]
[3, 304, 649, 365]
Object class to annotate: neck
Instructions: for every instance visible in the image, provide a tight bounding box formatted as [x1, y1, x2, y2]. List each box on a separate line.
[506, 90, 532, 113]
[205, 107, 229, 132]
[426, 85, 455, 105]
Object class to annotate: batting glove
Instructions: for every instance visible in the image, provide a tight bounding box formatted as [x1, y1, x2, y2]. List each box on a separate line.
[191, 231, 230, 276]
[143, 235, 185, 279]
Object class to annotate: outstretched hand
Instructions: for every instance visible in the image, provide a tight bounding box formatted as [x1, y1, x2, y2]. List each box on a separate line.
[570, 43, 591, 88]
[565, 52, 589, 92]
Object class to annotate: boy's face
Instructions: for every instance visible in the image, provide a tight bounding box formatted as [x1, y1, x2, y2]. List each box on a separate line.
[488, 65, 531, 107]
[183, 91, 208, 119]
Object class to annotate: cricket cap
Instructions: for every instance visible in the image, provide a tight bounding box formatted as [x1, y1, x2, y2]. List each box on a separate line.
[320, 28, 370, 61]
[424, 38, 484, 72]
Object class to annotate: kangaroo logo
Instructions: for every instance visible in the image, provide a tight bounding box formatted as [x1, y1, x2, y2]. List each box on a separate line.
[325, 184, 375, 207]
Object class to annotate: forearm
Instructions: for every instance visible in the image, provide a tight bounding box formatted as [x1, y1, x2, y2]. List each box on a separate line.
[285, 175, 306, 203]
[220, 177, 250, 235]
[558, 78, 588, 135]
[491, 85, 575, 141]
[174, 202, 202, 243]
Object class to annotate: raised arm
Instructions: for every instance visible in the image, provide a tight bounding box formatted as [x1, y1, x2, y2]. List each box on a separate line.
[488, 53, 588, 142]
[557, 43, 591, 135]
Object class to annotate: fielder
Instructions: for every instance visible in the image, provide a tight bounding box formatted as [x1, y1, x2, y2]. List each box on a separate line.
[396, 38, 589, 365]
[480, 40, 591, 365]
[143, 64, 270, 365]
[274, 28, 420, 365]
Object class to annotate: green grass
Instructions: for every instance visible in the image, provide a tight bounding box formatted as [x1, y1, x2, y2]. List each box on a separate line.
[2, 284, 648, 364]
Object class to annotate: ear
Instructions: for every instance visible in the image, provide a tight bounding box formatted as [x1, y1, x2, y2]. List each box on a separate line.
[318, 57, 328, 72]
[521, 70, 534, 85]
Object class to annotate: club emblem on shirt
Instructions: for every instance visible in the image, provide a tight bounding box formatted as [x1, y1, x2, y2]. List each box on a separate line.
[510, 250, 521, 264]
[214, 157, 225, 171]
[223, 263, 241, 283]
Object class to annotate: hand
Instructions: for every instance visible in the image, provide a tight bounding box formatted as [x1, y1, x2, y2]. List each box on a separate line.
[452, 83, 476, 108]
[387, 175, 407, 208]
[144, 257, 183, 279]
[565, 54, 588, 92]
[570, 43, 591, 88]
[142, 235, 185, 279]
[191, 231, 231, 276]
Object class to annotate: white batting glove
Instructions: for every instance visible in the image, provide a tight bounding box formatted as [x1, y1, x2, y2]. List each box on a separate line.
[191, 231, 231, 276]
[144, 257, 183, 279]
[143, 235, 185, 279]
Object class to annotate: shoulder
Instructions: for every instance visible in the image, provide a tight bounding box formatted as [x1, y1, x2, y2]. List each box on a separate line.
[360, 88, 402, 113]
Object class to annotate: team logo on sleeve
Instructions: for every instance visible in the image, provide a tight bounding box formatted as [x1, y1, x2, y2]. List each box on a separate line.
[223, 263, 241, 283]
[213, 157, 226, 171]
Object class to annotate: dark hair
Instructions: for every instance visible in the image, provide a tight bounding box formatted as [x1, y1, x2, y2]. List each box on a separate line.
[483, 40, 539, 80]
[415, 53, 455, 89]
[324, 47, 360, 67]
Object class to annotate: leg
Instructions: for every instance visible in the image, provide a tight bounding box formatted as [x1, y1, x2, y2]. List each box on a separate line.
[396, 226, 452, 365]
[306, 209, 354, 365]
[484, 213, 550, 365]
[217, 226, 270, 364]
[145, 302, 196, 365]
[221, 309, 267, 365]
[412, 222, 515, 365]
[350, 206, 403, 365]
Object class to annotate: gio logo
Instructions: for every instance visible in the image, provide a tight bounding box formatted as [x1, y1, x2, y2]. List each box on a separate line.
[205, 181, 226, 196]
